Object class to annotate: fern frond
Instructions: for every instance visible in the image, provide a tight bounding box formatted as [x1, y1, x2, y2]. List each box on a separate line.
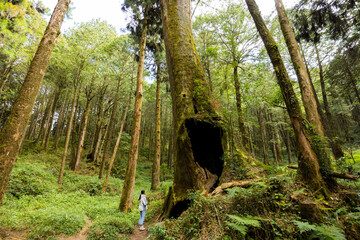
[292, 220, 317, 234]
[227, 214, 261, 228]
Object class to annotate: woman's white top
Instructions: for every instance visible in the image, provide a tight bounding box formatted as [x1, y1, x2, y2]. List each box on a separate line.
[138, 194, 147, 211]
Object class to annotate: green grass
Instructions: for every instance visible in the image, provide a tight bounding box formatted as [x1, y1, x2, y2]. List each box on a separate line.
[0, 145, 173, 240]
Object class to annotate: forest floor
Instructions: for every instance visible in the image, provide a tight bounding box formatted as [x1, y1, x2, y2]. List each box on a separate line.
[0, 143, 360, 239]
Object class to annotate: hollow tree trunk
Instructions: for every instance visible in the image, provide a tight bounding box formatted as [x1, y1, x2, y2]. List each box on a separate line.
[119, 14, 147, 212]
[0, 0, 71, 206]
[151, 65, 162, 190]
[160, 0, 228, 218]
[275, 0, 334, 176]
[246, 0, 328, 194]
[234, 66, 250, 151]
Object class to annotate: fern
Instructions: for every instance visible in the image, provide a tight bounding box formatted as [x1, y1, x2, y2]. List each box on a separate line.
[293, 220, 346, 240]
[226, 215, 263, 236]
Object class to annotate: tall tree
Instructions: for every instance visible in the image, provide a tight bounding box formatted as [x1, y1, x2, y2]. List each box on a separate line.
[274, 0, 334, 176]
[119, 6, 148, 212]
[245, 0, 329, 194]
[0, 0, 71, 206]
[160, 0, 228, 218]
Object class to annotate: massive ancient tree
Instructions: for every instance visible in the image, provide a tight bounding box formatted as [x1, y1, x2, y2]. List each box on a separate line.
[160, 0, 227, 218]
[245, 0, 329, 194]
[0, 0, 71, 206]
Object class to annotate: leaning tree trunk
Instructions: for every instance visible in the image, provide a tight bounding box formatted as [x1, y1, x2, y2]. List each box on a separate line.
[246, 0, 328, 195]
[0, 0, 71, 207]
[119, 15, 147, 213]
[275, 0, 335, 183]
[151, 61, 162, 190]
[160, 0, 228, 218]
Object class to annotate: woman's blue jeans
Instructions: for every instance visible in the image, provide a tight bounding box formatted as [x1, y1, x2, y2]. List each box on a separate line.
[139, 210, 146, 225]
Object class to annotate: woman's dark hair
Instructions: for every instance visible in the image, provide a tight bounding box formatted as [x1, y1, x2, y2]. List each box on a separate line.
[138, 190, 145, 200]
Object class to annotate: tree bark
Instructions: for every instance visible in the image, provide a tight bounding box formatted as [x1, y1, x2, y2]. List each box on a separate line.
[257, 107, 269, 165]
[102, 93, 132, 192]
[53, 97, 68, 149]
[275, 0, 333, 175]
[234, 66, 250, 151]
[151, 66, 162, 190]
[99, 80, 121, 179]
[160, 0, 227, 218]
[119, 14, 147, 212]
[0, 0, 71, 206]
[58, 68, 82, 184]
[246, 0, 328, 194]
[71, 90, 94, 170]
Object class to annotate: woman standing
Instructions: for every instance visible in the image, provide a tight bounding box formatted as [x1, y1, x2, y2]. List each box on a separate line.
[138, 190, 148, 230]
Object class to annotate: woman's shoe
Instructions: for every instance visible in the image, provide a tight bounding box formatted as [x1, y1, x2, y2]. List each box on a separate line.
[139, 226, 146, 231]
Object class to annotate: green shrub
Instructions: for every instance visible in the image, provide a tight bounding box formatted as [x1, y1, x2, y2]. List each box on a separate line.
[7, 163, 57, 198]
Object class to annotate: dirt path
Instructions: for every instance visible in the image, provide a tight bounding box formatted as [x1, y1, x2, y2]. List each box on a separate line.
[59, 219, 93, 240]
[128, 226, 149, 240]
[0, 228, 27, 240]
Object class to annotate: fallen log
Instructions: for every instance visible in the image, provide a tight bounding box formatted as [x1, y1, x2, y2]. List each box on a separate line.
[287, 165, 358, 181]
[211, 180, 254, 195]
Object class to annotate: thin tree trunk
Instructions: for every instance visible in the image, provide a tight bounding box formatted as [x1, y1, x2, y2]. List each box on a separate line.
[71, 92, 94, 170]
[102, 94, 132, 192]
[90, 87, 106, 161]
[344, 61, 360, 103]
[53, 98, 68, 149]
[44, 90, 60, 149]
[99, 80, 121, 179]
[0, 0, 71, 206]
[257, 108, 269, 165]
[58, 68, 82, 184]
[151, 68, 162, 190]
[119, 12, 147, 212]
[35, 92, 54, 144]
[246, 0, 328, 194]
[233, 66, 250, 151]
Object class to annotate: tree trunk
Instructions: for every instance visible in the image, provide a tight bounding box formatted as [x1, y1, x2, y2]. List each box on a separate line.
[102, 94, 132, 192]
[53, 98, 68, 149]
[151, 67, 162, 190]
[344, 61, 360, 103]
[0, 0, 71, 206]
[275, 0, 333, 176]
[58, 69, 82, 184]
[90, 87, 106, 162]
[99, 80, 121, 179]
[71, 92, 93, 170]
[160, 0, 228, 218]
[246, 0, 328, 194]
[233, 66, 250, 151]
[257, 107, 269, 165]
[35, 92, 54, 144]
[44, 90, 60, 149]
[119, 14, 147, 212]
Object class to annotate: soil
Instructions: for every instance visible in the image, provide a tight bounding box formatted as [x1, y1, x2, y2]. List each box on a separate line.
[128, 226, 149, 240]
[0, 228, 27, 240]
[59, 219, 93, 240]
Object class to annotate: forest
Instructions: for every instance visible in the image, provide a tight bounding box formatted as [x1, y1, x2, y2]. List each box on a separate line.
[0, 0, 360, 239]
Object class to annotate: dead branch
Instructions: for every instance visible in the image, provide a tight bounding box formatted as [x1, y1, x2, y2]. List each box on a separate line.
[211, 180, 254, 195]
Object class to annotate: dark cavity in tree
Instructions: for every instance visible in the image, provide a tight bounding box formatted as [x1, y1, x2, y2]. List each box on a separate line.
[169, 199, 191, 219]
[185, 118, 224, 188]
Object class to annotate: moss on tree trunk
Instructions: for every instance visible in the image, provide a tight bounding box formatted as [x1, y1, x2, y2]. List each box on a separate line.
[246, 0, 328, 195]
[0, 0, 71, 206]
[160, 0, 229, 218]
